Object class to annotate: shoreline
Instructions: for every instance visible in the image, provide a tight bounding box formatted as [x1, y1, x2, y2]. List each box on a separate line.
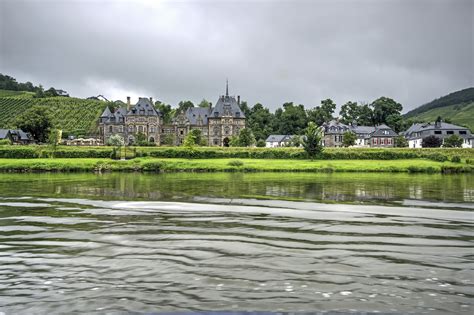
[0, 158, 471, 174]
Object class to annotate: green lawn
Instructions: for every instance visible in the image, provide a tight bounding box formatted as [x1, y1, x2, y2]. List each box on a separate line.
[0, 158, 470, 173]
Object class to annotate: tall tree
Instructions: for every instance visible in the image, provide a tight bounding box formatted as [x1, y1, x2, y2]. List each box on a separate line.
[303, 122, 324, 160]
[247, 103, 276, 141]
[198, 99, 210, 108]
[276, 102, 308, 135]
[237, 128, 256, 147]
[307, 98, 336, 126]
[177, 100, 194, 112]
[371, 97, 403, 125]
[155, 101, 173, 124]
[14, 105, 53, 142]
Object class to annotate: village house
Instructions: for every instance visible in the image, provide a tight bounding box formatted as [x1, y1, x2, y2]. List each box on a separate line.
[0, 129, 33, 144]
[99, 82, 246, 147]
[265, 135, 294, 148]
[321, 120, 397, 147]
[404, 120, 472, 148]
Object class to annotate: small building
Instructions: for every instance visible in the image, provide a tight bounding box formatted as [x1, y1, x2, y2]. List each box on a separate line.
[404, 120, 472, 148]
[368, 124, 398, 147]
[54, 89, 69, 97]
[322, 120, 351, 147]
[349, 125, 375, 147]
[65, 138, 103, 146]
[0, 129, 33, 144]
[265, 135, 293, 148]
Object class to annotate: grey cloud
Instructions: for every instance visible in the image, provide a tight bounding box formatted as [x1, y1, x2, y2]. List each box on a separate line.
[1, 0, 472, 112]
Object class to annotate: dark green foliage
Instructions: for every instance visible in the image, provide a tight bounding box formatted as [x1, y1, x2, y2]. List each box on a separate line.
[451, 155, 461, 163]
[247, 103, 275, 141]
[307, 99, 336, 126]
[303, 122, 324, 159]
[405, 87, 474, 118]
[256, 139, 266, 147]
[0, 73, 41, 93]
[177, 100, 194, 112]
[443, 134, 463, 148]
[370, 97, 404, 132]
[275, 102, 308, 135]
[0, 139, 11, 145]
[14, 105, 53, 142]
[422, 135, 442, 148]
[342, 131, 357, 147]
[155, 101, 174, 124]
[237, 128, 256, 147]
[394, 135, 408, 147]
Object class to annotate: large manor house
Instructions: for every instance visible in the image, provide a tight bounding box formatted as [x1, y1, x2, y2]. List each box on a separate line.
[99, 82, 245, 146]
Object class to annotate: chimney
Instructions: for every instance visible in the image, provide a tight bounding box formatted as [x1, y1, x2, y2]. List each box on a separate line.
[237, 95, 240, 105]
[127, 96, 131, 110]
[149, 97, 153, 104]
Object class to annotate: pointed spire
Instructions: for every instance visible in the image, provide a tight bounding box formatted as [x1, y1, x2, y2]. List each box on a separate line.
[226, 78, 229, 96]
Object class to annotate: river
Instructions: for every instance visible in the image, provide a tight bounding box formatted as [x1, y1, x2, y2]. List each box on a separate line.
[0, 173, 472, 314]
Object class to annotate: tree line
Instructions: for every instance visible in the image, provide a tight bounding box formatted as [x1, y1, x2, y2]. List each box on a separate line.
[0, 73, 64, 98]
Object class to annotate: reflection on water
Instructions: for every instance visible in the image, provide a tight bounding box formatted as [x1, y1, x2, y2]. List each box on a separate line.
[0, 173, 472, 314]
[0, 172, 472, 204]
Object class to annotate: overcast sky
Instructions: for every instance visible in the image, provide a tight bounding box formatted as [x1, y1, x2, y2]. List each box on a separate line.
[1, 0, 473, 112]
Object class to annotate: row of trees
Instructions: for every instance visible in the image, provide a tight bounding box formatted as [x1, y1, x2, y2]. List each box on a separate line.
[152, 96, 409, 143]
[0, 73, 62, 98]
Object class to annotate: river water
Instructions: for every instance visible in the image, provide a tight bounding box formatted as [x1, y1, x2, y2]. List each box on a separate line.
[0, 173, 472, 314]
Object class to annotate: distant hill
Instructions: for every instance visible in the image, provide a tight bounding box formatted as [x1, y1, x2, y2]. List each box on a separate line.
[0, 89, 108, 136]
[404, 87, 474, 131]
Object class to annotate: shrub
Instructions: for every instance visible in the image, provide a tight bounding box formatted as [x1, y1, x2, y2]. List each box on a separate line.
[422, 135, 442, 148]
[0, 139, 12, 145]
[425, 153, 448, 162]
[443, 135, 463, 148]
[451, 155, 461, 163]
[228, 160, 244, 167]
[256, 139, 266, 147]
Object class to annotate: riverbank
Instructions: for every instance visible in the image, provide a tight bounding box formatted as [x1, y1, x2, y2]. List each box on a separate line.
[0, 158, 471, 173]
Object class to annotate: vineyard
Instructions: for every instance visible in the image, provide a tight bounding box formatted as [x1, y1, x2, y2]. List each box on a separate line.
[0, 90, 34, 98]
[0, 95, 107, 136]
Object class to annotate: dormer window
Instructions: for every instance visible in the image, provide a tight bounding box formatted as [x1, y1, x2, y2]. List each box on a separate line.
[214, 112, 219, 117]
[236, 112, 240, 117]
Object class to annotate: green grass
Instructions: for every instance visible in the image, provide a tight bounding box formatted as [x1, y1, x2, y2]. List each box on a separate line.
[406, 101, 474, 131]
[0, 158, 470, 173]
[0, 96, 107, 135]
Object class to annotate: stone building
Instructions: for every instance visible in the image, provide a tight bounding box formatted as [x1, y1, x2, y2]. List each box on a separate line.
[99, 97, 161, 145]
[322, 120, 351, 147]
[98, 82, 246, 146]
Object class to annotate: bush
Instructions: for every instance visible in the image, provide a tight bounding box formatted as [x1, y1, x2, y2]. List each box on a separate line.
[256, 139, 266, 147]
[451, 155, 461, 163]
[228, 160, 244, 167]
[0, 139, 12, 145]
[422, 135, 442, 148]
[425, 153, 448, 162]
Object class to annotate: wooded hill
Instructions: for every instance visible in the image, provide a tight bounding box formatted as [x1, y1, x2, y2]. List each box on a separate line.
[404, 87, 474, 131]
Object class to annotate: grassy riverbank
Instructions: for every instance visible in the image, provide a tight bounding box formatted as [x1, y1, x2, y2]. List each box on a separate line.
[0, 158, 471, 173]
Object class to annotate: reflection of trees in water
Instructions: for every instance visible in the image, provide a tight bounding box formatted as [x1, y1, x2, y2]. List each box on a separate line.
[0, 172, 472, 203]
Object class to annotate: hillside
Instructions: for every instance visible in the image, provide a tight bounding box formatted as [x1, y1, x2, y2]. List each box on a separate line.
[404, 87, 474, 131]
[0, 90, 107, 136]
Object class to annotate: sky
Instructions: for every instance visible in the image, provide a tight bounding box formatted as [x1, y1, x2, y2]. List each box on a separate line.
[1, 0, 473, 113]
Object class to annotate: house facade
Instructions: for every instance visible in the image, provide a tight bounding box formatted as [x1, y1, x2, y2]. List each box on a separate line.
[99, 83, 246, 146]
[265, 135, 294, 148]
[404, 120, 472, 148]
[321, 120, 397, 147]
[0, 129, 33, 144]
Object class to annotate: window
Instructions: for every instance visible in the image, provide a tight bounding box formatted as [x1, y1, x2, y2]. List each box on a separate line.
[447, 131, 454, 134]
[180, 130, 184, 135]
[109, 126, 113, 133]
[224, 126, 230, 135]
[213, 126, 219, 135]
[334, 135, 337, 142]
[129, 125, 134, 132]
[138, 126, 144, 133]
[434, 131, 442, 134]
[459, 131, 467, 135]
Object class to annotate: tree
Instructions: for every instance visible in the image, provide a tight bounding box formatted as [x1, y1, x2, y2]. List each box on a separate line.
[394, 135, 408, 147]
[443, 134, 463, 147]
[107, 134, 124, 147]
[307, 99, 336, 126]
[371, 97, 403, 125]
[339, 101, 360, 125]
[342, 131, 357, 147]
[302, 122, 324, 159]
[247, 103, 275, 141]
[229, 135, 240, 147]
[48, 129, 62, 158]
[198, 99, 210, 108]
[275, 102, 308, 135]
[162, 134, 174, 146]
[238, 128, 256, 147]
[177, 100, 194, 112]
[256, 139, 266, 147]
[422, 135, 442, 148]
[14, 105, 53, 142]
[155, 101, 173, 124]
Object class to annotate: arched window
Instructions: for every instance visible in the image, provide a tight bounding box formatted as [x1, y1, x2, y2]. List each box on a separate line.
[138, 126, 144, 133]
[109, 126, 113, 133]
[149, 137, 155, 143]
[128, 125, 134, 132]
[224, 126, 230, 135]
[213, 126, 219, 135]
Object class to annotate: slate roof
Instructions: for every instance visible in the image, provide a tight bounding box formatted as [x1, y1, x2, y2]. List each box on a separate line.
[405, 122, 470, 134]
[266, 135, 290, 143]
[0, 129, 11, 139]
[9, 129, 31, 140]
[371, 124, 398, 137]
[210, 84, 245, 119]
[350, 125, 376, 134]
[127, 98, 160, 116]
[100, 106, 112, 118]
[185, 107, 211, 125]
[322, 120, 350, 133]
